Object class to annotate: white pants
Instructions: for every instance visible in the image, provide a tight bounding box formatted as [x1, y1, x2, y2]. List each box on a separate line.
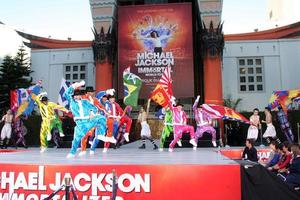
[263, 123, 276, 138]
[1, 123, 12, 140]
[247, 125, 258, 140]
[141, 121, 151, 138]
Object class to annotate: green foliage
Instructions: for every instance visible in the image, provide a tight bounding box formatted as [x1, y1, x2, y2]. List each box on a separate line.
[223, 95, 243, 110]
[0, 46, 32, 113]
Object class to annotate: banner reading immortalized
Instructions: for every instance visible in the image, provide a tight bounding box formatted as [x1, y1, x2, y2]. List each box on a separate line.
[118, 3, 194, 98]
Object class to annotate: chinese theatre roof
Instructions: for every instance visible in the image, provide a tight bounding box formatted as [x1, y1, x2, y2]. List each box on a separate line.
[16, 21, 300, 50]
[16, 30, 92, 50]
[225, 21, 300, 41]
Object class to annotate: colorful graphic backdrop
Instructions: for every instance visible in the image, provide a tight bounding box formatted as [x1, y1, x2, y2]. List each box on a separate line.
[118, 3, 194, 98]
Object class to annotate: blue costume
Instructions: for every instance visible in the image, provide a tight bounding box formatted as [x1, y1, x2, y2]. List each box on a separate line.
[90, 90, 110, 152]
[277, 106, 294, 143]
[64, 83, 106, 156]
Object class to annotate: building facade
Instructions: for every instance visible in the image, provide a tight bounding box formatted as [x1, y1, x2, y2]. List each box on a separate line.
[223, 22, 300, 111]
[17, 1, 300, 111]
[19, 0, 225, 107]
[30, 47, 94, 101]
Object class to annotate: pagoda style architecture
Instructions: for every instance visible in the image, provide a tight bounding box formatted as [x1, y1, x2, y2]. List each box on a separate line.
[17, 0, 225, 105]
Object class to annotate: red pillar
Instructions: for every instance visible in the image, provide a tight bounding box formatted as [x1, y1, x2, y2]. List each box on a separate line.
[204, 54, 223, 105]
[95, 59, 113, 91]
[204, 54, 224, 146]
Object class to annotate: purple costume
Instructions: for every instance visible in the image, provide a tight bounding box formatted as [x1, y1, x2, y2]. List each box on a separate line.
[14, 117, 27, 148]
[169, 102, 195, 150]
[193, 98, 216, 143]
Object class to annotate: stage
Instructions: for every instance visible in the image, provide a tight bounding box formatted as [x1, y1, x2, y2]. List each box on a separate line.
[0, 141, 243, 200]
[0, 142, 238, 165]
[1, 142, 299, 200]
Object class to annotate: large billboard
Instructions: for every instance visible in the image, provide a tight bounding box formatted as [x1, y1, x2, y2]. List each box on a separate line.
[118, 3, 194, 98]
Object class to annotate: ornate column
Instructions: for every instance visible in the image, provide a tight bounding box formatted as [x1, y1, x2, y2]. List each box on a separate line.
[201, 22, 224, 105]
[200, 21, 224, 146]
[90, 0, 117, 91]
[198, 0, 224, 146]
[198, 0, 224, 104]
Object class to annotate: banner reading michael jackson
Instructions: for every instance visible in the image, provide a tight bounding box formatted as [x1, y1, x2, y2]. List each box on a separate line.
[0, 164, 241, 200]
[118, 3, 194, 98]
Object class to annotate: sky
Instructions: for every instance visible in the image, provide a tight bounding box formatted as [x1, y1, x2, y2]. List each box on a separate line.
[0, 0, 299, 58]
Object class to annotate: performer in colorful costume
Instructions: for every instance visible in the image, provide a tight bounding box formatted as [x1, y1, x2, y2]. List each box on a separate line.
[14, 116, 27, 148]
[262, 107, 280, 144]
[159, 107, 174, 151]
[50, 111, 64, 148]
[247, 108, 261, 141]
[102, 95, 124, 152]
[90, 89, 113, 154]
[118, 105, 132, 141]
[193, 95, 217, 149]
[80, 127, 95, 154]
[168, 99, 197, 152]
[33, 92, 68, 152]
[138, 99, 158, 150]
[88, 90, 109, 149]
[276, 105, 294, 143]
[79, 87, 107, 156]
[0, 109, 13, 149]
[64, 81, 107, 158]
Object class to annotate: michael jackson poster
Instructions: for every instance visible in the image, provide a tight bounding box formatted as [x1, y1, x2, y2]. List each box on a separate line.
[118, 3, 194, 98]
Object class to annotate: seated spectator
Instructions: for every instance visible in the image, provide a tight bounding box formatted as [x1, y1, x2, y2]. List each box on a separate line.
[242, 139, 258, 162]
[268, 141, 292, 172]
[285, 144, 300, 188]
[260, 140, 280, 168]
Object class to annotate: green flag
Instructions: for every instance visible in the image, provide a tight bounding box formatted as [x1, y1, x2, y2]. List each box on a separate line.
[123, 67, 142, 107]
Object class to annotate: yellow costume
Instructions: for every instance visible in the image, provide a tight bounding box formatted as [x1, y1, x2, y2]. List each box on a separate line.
[34, 93, 68, 149]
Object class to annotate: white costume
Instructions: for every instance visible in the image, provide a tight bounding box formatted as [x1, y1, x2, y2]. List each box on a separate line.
[263, 123, 276, 138]
[141, 121, 151, 138]
[247, 115, 260, 140]
[1, 114, 13, 140]
[1, 123, 12, 140]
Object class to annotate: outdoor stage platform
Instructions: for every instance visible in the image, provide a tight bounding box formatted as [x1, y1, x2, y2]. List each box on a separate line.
[1, 142, 298, 200]
[0, 142, 237, 165]
[0, 141, 241, 200]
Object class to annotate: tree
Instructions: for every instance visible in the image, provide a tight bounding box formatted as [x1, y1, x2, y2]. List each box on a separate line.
[0, 46, 32, 113]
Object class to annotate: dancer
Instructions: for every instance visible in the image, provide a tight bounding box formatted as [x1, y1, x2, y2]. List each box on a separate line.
[0, 109, 13, 149]
[138, 99, 158, 150]
[14, 116, 27, 148]
[118, 105, 132, 142]
[50, 111, 64, 148]
[262, 107, 279, 144]
[159, 107, 174, 151]
[80, 87, 107, 156]
[89, 90, 112, 154]
[168, 99, 196, 152]
[33, 93, 68, 152]
[116, 105, 133, 148]
[64, 81, 107, 158]
[247, 108, 261, 141]
[102, 95, 124, 153]
[193, 95, 217, 149]
[276, 105, 294, 143]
